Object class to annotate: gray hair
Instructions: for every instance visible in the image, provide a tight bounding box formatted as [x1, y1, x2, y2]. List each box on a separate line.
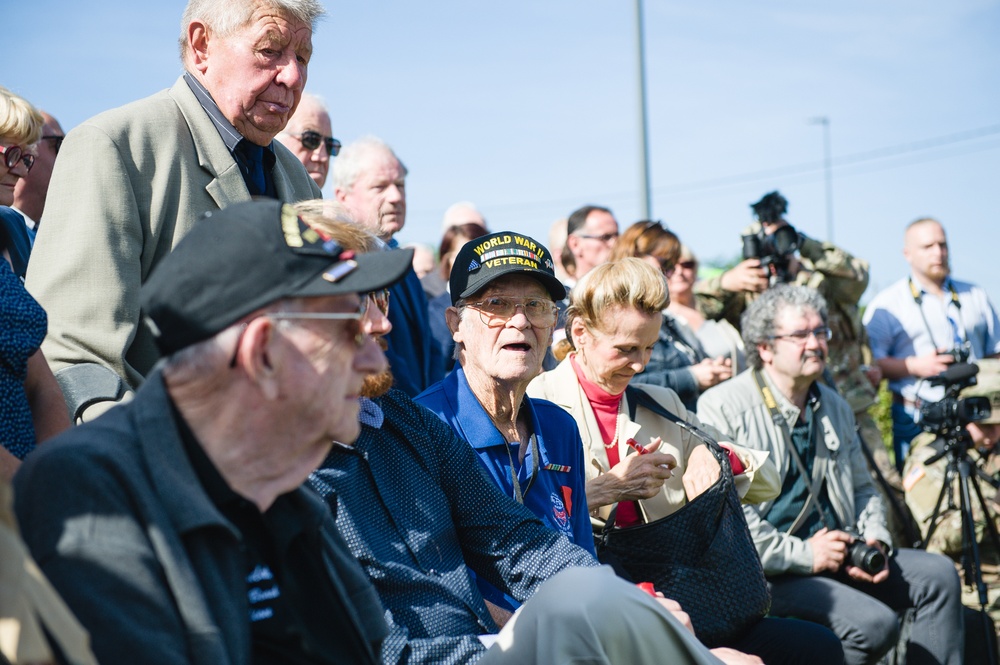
[179, 0, 325, 61]
[162, 297, 309, 377]
[331, 136, 408, 193]
[741, 284, 828, 370]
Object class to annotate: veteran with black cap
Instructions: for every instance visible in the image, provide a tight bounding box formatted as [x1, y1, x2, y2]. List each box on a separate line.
[415, 231, 599, 616]
[13, 199, 412, 665]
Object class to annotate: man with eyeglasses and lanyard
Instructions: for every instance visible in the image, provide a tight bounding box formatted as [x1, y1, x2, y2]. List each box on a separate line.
[698, 284, 963, 665]
[276, 92, 339, 190]
[864, 217, 1000, 471]
[25, 0, 323, 424]
[14, 200, 414, 664]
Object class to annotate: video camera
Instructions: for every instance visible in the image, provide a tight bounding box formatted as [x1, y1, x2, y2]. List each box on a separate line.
[742, 191, 800, 284]
[918, 362, 993, 435]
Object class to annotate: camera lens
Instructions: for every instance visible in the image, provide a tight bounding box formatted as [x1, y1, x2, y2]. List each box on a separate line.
[847, 541, 886, 575]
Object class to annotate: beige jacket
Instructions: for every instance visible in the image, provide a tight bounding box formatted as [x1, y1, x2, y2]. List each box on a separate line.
[697, 369, 890, 576]
[527, 356, 779, 526]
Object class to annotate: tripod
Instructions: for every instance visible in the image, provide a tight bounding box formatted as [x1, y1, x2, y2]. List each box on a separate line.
[924, 428, 1000, 665]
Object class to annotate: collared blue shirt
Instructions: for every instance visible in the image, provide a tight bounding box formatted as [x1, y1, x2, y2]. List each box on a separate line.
[864, 275, 1000, 402]
[415, 367, 595, 611]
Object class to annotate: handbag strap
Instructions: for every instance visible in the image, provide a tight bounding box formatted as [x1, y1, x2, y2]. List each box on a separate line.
[601, 386, 729, 538]
[624, 385, 728, 465]
[750, 370, 842, 534]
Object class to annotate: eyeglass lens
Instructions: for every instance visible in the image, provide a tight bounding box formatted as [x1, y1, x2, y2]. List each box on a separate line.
[43, 135, 64, 155]
[300, 131, 342, 156]
[367, 289, 390, 317]
[1, 145, 34, 172]
[777, 327, 831, 343]
[471, 297, 557, 328]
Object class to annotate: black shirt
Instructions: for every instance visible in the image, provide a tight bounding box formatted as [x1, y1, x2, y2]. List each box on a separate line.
[176, 413, 370, 664]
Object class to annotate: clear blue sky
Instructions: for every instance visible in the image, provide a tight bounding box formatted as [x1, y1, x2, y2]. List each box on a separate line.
[7, 0, 1000, 302]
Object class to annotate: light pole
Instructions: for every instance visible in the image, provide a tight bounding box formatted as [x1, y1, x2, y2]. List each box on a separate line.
[809, 116, 834, 242]
[633, 0, 652, 220]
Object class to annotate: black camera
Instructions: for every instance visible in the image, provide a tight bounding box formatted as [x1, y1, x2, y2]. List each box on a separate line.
[742, 191, 800, 284]
[943, 342, 971, 364]
[918, 363, 991, 433]
[846, 538, 887, 576]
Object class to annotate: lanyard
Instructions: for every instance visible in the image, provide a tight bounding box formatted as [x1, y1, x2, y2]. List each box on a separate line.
[503, 433, 540, 504]
[751, 371, 840, 534]
[908, 277, 965, 349]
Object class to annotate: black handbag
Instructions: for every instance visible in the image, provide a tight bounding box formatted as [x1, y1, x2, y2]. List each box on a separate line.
[595, 386, 771, 647]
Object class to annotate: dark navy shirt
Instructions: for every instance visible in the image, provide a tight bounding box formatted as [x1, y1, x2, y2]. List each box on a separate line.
[307, 389, 596, 665]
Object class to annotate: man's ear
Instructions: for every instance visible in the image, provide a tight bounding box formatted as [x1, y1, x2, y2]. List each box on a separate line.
[565, 234, 582, 258]
[757, 341, 774, 366]
[240, 318, 281, 400]
[445, 306, 463, 341]
[187, 21, 211, 74]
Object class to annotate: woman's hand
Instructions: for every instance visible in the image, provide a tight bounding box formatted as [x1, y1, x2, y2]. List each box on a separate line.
[682, 444, 720, 500]
[586, 438, 677, 507]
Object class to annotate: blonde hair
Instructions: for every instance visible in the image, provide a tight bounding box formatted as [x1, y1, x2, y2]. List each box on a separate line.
[0, 86, 44, 145]
[291, 199, 381, 253]
[553, 257, 668, 360]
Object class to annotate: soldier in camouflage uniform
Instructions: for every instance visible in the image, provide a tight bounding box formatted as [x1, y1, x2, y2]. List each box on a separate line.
[694, 192, 900, 489]
[903, 359, 1000, 555]
[903, 359, 1000, 635]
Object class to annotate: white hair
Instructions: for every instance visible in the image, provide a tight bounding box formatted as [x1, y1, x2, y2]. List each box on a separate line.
[179, 0, 325, 61]
[331, 135, 408, 193]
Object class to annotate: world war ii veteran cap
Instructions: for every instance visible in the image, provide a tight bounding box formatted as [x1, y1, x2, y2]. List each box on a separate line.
[141, 199, 414, 356]
[961, 359, 1000, 424]
[450, 231, 566, 305]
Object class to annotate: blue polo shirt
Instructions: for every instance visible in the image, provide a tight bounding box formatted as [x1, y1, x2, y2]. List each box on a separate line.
[416, 367, 595, 611]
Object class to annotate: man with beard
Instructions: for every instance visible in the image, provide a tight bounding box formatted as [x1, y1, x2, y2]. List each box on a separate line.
[864, 218, 1000, 470]
[305, 269, 726, 664]
[698, 284, 964, 665]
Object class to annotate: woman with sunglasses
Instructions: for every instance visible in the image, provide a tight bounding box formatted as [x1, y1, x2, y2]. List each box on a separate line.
[0, 86, 70, 480]
[667, 244, 747, 374]
[607, 221, 732, 411]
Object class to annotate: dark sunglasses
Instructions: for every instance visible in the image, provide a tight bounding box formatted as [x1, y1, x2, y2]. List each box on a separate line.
[295, 130, 341, 156]
[42, 134, 65, 155]
[1, 145, 35, 172]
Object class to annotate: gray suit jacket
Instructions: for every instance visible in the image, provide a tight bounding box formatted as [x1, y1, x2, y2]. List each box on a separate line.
[25, 76, 320, 413]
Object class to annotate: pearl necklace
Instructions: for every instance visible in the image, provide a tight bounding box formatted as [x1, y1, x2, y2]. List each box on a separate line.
[603, 399, 624, 449]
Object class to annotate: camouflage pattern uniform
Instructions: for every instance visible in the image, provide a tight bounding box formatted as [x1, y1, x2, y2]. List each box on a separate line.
[903, 360, 1000, 629]
[696, 228, 897, 465]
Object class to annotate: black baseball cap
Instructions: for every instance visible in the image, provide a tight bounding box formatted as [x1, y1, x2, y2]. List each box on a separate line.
[141, 199, 413, 355]
[450, 230, 565, 305]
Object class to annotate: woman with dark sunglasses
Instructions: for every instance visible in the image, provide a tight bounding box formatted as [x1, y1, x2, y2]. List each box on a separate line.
[607, 221, 733, 411]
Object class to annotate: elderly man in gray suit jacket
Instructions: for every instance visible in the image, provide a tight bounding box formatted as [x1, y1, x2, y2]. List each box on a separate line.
[25, 0, 324, 421]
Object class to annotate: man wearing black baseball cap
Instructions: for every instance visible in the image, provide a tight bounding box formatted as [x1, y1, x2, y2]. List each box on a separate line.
[14, 200, 412, 664]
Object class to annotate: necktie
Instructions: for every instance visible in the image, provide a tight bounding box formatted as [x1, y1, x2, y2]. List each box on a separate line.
[239, 141, 266, 196]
